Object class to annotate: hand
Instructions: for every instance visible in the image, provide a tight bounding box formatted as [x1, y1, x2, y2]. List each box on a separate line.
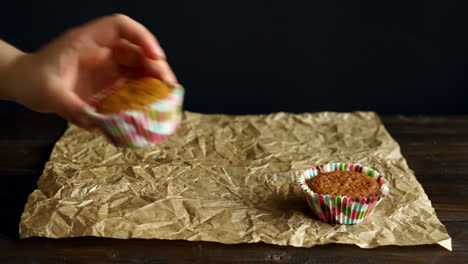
[2, 14, 177, 129]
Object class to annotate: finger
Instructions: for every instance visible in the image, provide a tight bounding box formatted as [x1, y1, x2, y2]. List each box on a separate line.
[82, 14, 165, 60]
[58, 28, 112, 71]
[142, 59, 178, 83]
[79, 45, 111, 67]
[113, 39, 177, 82]
[54, 91, 97, 130]
[112, 14, 166, 59]
[112, 39, 143, 68]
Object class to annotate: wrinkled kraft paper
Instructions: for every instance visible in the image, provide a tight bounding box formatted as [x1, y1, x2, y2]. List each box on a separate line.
[20, 112, 451, 250]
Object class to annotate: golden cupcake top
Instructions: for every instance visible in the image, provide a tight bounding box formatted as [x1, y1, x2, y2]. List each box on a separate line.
[96, 77, 173, 114]
[306, 171, 379, 198]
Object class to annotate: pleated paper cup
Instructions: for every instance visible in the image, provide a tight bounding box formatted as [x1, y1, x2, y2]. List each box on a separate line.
[298, 162, 390, 225]
[85, 82, 184, 148]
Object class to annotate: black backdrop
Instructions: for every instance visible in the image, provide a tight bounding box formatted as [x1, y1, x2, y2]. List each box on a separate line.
[1, 1, 467, 114]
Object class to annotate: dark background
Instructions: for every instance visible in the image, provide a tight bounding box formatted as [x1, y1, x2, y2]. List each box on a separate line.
[1, 1, 467, 115]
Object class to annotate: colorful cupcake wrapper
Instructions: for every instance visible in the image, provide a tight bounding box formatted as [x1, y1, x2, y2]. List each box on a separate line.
[85, 82, 184, 148]
[298, 162, 390, 225]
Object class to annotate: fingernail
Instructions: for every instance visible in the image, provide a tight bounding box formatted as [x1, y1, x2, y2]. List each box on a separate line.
[157, 47, 166, 60]
[83, 105, 95, 113]
[154, 41, 166, 59]
[160, 74, 176, 83]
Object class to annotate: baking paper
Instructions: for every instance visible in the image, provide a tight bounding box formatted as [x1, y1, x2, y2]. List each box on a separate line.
[20, 111, 451, 250]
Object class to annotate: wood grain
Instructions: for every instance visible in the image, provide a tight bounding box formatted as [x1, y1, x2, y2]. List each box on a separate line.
[0, 113, 467, 263]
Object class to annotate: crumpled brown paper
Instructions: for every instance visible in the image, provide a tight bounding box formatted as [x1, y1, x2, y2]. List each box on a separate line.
[20, 111, 451, 250]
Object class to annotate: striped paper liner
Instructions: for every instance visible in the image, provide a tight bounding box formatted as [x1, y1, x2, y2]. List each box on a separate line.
[85, 82, 184, 148]
[298, 162, 390, 225]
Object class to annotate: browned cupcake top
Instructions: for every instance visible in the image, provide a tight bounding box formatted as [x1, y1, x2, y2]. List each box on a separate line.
[306, 171, 379, 198]
[96, 77, 173, 114]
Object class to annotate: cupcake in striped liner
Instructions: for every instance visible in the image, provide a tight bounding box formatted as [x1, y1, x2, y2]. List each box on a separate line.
[298, 162, 390, 224]
[85, 77, 184, 148]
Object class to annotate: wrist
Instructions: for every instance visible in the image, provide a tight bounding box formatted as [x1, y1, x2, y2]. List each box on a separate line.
[0, 41, 28, 102]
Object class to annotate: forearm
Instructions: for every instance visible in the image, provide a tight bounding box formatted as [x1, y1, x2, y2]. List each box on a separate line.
[0, 40, 26, 101]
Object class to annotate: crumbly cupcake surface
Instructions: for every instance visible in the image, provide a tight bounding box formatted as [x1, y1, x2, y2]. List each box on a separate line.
[96, 77, 173, 113]
[306, 171, 379, 198]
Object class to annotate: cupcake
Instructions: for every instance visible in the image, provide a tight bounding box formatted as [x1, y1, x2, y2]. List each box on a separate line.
[298, 162, 389, 224]
[86, 77, 184, 148]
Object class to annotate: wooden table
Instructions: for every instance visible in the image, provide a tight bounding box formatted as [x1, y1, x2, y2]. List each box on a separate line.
[0, 113, 467, 264]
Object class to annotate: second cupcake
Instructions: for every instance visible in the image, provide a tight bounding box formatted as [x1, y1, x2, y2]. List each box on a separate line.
[86, 77, 184, 148]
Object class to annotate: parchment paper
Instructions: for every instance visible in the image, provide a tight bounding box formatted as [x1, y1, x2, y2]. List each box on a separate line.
[20, 111, 451, 250]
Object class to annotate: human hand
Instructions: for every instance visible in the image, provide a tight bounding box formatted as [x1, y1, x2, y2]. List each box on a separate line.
[2, 14, 177, 129]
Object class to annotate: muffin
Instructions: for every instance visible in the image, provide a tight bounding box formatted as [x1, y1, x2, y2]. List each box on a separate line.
[96, 78, 173, 114]
[298, 162, 389, 224]
[306, 170, 380, 198]
[86, 77, 184, 148]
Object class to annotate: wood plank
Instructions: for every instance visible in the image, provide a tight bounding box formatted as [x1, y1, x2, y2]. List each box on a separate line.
[0, 113, 66, 140]
[0, 221, 466, 264]
[0, 113, 66, 176]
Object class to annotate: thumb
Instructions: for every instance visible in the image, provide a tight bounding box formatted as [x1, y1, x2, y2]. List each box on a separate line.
[54, 91, 96, 130]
